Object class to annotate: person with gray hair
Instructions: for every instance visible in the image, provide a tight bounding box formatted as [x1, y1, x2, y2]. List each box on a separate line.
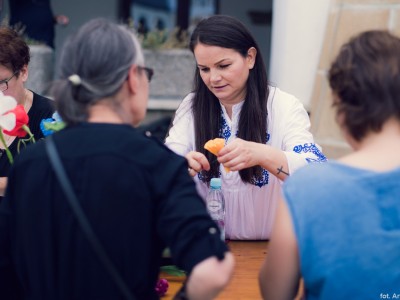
[0, 18, 234, 300]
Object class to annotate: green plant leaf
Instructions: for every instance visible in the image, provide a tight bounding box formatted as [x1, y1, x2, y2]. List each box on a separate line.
[136, 27, 188, 50]
[44, 121, 66, 132]
[160, 265, 186, 276]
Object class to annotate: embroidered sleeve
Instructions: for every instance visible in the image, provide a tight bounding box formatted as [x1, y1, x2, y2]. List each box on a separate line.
[165, 94, 195, 156]
[279, 94, 327, 174]
[293, 143, 327, 163]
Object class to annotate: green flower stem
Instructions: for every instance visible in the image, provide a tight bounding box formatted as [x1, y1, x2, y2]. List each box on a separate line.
[22, 124, 36, 143]
[0, 130, 13, 164]
[160, 265, 186, 277]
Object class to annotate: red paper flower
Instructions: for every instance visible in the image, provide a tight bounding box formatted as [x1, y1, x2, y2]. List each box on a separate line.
[3, 104, 29, 137]
[0, 92, 36, 164]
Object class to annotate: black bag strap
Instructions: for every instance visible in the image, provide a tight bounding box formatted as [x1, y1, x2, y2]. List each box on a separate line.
[45, 135, 135, 300]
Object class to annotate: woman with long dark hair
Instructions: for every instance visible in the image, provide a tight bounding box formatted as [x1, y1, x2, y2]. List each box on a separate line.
[166, 15, 326, 240]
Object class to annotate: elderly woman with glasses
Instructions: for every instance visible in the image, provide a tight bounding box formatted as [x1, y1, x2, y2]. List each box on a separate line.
[0, 18, 234, 299]
[0, 26, 54, 199]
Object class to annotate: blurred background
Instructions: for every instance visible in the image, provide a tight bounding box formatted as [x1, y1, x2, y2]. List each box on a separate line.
[1, 0, 400, 158]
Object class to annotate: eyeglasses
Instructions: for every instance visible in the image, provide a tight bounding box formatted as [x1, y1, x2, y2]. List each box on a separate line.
[0, 71, 18, 92]
[138, 66, 154, 82]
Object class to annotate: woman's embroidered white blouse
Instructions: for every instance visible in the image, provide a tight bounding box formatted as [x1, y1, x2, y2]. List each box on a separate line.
[165, 86, 327, 240]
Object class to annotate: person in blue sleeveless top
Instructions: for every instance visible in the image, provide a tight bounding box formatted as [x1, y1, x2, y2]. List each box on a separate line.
[259, 30, 400, 299]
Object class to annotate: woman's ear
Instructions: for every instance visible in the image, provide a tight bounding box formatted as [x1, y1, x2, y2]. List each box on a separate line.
[126, 64, 139, 94]
[247, 47, 257, 69]
[20, 65, 29, 82]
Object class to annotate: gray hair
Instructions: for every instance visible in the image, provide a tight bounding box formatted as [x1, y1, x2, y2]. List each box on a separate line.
[51, 18, 144, 125]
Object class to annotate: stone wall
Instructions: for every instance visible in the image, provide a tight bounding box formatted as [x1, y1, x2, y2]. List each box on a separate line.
[145, 48, 195, 103]
[142, 48, 196, 125]
[26, 45, 54, 95]
[310, 0, 400, 159]
[24, 46, 194, 127]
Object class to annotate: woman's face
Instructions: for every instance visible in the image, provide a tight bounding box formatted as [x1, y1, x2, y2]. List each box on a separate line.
[194, 43, 256, 106]
[0, 64, 28, 104]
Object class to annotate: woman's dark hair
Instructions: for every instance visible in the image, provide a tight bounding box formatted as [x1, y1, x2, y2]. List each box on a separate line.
[329, 30, 400, 141]
[0, 26, 30, 76]
[51, 18, 142, 125]
[188, 15, 269, 183]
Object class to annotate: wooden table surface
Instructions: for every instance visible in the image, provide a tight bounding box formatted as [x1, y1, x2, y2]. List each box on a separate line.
[159, 240, 269, 300]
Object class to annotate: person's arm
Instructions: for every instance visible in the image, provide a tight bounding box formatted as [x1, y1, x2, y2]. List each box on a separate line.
[165, 93, 195, 155]
[0, 177, 7, 196]
[217, 91, 327, 181]
[217, 139, 289, 181]
[165, 94, 211, 177]
[279, 93, 327, 174]
[185, 151, 210, 177]
[259, 197, 300, 299]
[186, 252, 234, 300]
[218, 90, 328, 181]
[155, 153, 234, 298]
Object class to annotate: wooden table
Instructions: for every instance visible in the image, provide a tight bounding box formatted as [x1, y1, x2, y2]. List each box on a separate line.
[159, 240, 268, 300]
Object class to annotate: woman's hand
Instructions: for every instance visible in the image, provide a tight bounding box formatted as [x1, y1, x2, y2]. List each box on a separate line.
[185, 151, 210, 177]
[217, 138, 262, 171]
[218, 138, 290, 180]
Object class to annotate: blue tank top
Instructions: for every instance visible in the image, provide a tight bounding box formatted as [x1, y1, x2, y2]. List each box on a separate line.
[284, 161, 400, 299]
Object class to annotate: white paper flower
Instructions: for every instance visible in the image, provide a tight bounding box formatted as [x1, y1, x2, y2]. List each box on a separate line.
[0, 93, 17, 131]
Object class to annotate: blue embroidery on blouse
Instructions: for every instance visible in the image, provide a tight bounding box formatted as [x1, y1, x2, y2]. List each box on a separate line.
[248, 133, 271, 187]
[199, 110, 271, 187]
[250, 168, 269, 187]
[219, 113, 231, 140]
[293, 143, 327, 163]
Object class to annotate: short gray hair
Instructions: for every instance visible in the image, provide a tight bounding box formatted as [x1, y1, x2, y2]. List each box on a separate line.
[51, 18, 144, 125]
